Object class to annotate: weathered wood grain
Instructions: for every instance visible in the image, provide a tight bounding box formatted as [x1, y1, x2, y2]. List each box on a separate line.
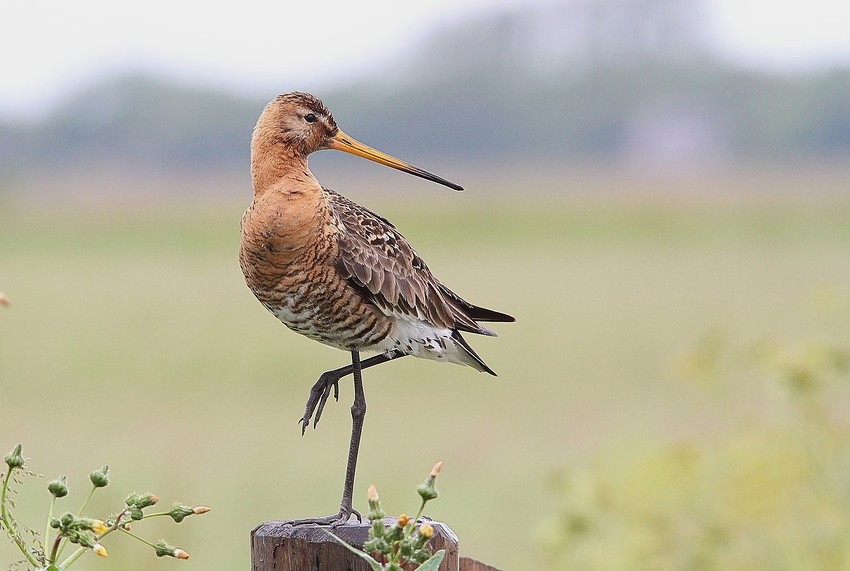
[251, 518, 474, 570]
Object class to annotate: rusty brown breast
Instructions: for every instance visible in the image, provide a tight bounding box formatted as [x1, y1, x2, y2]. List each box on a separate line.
[240, 92, 514, 373]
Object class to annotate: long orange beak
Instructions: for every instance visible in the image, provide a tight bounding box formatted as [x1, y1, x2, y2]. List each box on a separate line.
[328, 129, 463, 191]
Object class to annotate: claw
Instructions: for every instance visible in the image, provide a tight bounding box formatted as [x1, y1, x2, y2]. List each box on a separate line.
[298, 352, 402, 436]
[286, 509, 356, 527]
[313, 378, 339, 428]
[300, 372, 342, 434]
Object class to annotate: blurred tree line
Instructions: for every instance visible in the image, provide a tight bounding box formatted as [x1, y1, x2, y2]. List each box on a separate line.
[2, 0, 849, 177]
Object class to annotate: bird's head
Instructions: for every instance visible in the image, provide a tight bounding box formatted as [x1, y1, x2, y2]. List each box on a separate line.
[254, 92, 338, 156]
[253, 92, 463, 191]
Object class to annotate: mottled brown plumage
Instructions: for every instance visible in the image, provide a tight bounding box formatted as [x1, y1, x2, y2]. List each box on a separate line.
[240, 92, 513, 525]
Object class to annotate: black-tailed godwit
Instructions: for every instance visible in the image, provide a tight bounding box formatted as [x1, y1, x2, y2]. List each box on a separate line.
[240, 92, 514, 525]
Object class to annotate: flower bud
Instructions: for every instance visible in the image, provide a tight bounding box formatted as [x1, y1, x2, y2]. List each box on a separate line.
[362, 536, 378, 552]
[90, 465, 110, 488]
[193, 506, 211, 515]
[367, 484, 379, 503]
[140, 493, 159, 507]
[416, 482, 438, 502]
[154, 540, 176, 558]
[76, 531, 97, 549]
[414, 523, 434, 549]
[77, 517, 94, 529]
[0, 292, 9, 307]
[4, 444, 24, 469]
[93, 543, 108, 557]
[413, 549, 432, 564]
[366, 484, 385, 521]
[154, 540, 188, 559]
[398, 537, 415, 558]
[371, 518, 385, 540]
[363, 535, 389, 555]
[126, 492, 158, 509]
[59, 512, 75, 531]
[48, 476, 69, 498]
[385, 522, 404, 542]
[90, 519, 108, 535]
[417, 462, 442, 503]
[169, 503, 195, 523]
[397, 514, 409, 527]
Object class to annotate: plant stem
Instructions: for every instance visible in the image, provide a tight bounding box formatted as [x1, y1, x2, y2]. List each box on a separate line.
[56, 535, 68, 559]
[0, 464, 40, 568]
[43, 496, 56, 561]
[60, 545, 88, 568]
[119, 526, 157, 548]
[58, 508, 127, 569]
[57, 484, 98, 559]
[414, 498, 427, 523]
[77, 485, 96, 517]
[49, 533, 63, 564]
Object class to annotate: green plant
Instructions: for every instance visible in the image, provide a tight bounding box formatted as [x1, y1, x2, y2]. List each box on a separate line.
[328, 462, 446, 571]
[1, 444, 209, 570]
[537, 335, 850, 570]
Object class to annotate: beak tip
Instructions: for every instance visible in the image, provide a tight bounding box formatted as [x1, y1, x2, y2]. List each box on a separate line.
[333, 130, 465, 192]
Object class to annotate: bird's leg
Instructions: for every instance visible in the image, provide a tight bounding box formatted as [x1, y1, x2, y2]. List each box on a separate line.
[339, 348, 366, 522]
[288, 349, 368, 526]
[299, 350, 404, 434]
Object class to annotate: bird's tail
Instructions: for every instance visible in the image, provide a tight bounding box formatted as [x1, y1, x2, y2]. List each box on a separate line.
[465, 303, 515, 323]
[438, 283, 515, 337]
[451, 330, 497, 376]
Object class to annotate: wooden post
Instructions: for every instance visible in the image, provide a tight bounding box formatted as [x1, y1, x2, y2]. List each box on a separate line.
[251, 518, 501, 571]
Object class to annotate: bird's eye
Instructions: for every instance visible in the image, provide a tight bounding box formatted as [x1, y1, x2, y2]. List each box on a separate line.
[304, 113, 317, 123]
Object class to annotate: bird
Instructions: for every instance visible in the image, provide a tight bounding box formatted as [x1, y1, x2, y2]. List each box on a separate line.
[239, 92, 514, 525]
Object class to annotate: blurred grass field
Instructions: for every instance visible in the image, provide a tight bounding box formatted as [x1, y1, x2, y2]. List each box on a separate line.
[2, 166, 850, 570]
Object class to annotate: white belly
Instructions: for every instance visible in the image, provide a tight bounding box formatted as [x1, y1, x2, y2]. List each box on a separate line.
[373, 319, 481, 370]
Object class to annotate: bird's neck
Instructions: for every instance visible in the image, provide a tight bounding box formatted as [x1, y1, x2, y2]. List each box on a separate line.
[251, 150, 321, 199]
[243, 149, 333, 270]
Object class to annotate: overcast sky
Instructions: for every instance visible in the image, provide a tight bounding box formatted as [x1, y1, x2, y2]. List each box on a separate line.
[2, 0, 850, 119]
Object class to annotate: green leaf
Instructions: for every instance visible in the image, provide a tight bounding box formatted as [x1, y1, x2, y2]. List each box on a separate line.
[415, 549, 446, 571]
[324, 530, 383, 571]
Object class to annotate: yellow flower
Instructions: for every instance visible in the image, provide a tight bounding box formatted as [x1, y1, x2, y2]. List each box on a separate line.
[93, 543, 108, 557]
[91, 520, 108, 535]
[419, 523, 434, 538]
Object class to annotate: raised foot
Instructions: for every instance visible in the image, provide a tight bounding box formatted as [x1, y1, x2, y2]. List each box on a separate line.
[285, 508, 362, 527]
[299, 370, 342, 435]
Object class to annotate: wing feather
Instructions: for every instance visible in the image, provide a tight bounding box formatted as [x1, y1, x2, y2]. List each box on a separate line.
[325, 188, 505, 334]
